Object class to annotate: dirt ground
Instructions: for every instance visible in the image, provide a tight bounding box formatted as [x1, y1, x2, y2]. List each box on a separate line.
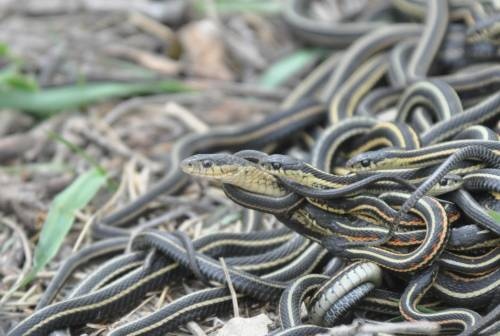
[0, 1, 306, 334]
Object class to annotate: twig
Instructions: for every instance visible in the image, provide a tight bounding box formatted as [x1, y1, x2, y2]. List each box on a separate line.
[205, 0, 267, 70]
[104, 94, 208, 125]
[187, 321, 208, 336]
[108, 293, 156, 331]
[128, 12, 176, 46]
[186, 79, 288, 100]
[318, 319, 440, 336]
[105, 45, 180, 75]
[100, 160, 131, 215]
[177, 216, 204, 236]
[0, 110, 34, 137]
[0, 134, 36, 163]
[220, 257, 239, 318]
[72, 214, 95, 252]
[164, 102, 209, 133]
[78, 121, 163, 173]
[125, 157, 145, 201]
[25, 115, 66, 162]
[136, 163, 152, 199]
[157, 195, 215, 212]
[156, 286, 169, 310]
[135, 207, 190, 232]
[0, 215, 33, 306]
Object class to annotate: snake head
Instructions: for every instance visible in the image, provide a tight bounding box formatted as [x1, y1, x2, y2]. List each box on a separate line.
[345, 151, 387, 172]
[258, 154, 304, 176]
[180, 154, 249, 180]
[432, 174, 463, 195]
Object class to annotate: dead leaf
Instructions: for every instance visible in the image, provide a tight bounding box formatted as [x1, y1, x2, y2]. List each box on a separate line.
[217, 314, 272, 336]
[106, 45, 180, 75]
[179, 20, 234, 80]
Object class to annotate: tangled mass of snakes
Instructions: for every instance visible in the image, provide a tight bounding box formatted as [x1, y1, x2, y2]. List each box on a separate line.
[9, 0, 500, 335]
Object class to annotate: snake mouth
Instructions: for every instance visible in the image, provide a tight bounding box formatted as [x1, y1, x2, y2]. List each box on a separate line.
[180, 157, 201, 174]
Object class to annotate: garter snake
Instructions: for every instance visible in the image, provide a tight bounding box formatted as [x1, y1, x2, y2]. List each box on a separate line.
[396, 79, 462, 125]
[346, 140, 500, 171]
[258, 153, 464, 197]
[440, 247, 500, 275]
[372, 146, 500, 246]
[454, 125, 500, 142]
[16, 2, 500, 335]
[36, 237, 130, 309]
[182, 153, 442, 226]
[348, 121, 421, 156]
[405, 0, 448, 82]
[463, 168, 500, 193]
[9, 228, 309, 336]
[308, 261, 381, 326]
[182, 155, 450, 272]
[400, 264, 481, 335]
[433, 268, 500, 309]
[109, 242, 330, 336]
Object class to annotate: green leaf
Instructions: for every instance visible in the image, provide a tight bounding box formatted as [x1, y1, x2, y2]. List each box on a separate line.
[259, 49, 324, 88]
[0, 65, 18, 85]
[194, 0, 281, 14]
[0, 42, 9, 57]
[0, 65, 38, 92]
[0, 80, 192, 117]
[488, 210, 500, 223]
[23, 168, 107, 284]
[4, 73, 38, 92]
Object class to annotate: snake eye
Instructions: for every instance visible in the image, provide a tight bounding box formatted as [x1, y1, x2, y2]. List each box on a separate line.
[271, 162, 282, 170]
[440, 179, 448, 186]
[202, 160, 213, 169]
[361, 159, 371, 168]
